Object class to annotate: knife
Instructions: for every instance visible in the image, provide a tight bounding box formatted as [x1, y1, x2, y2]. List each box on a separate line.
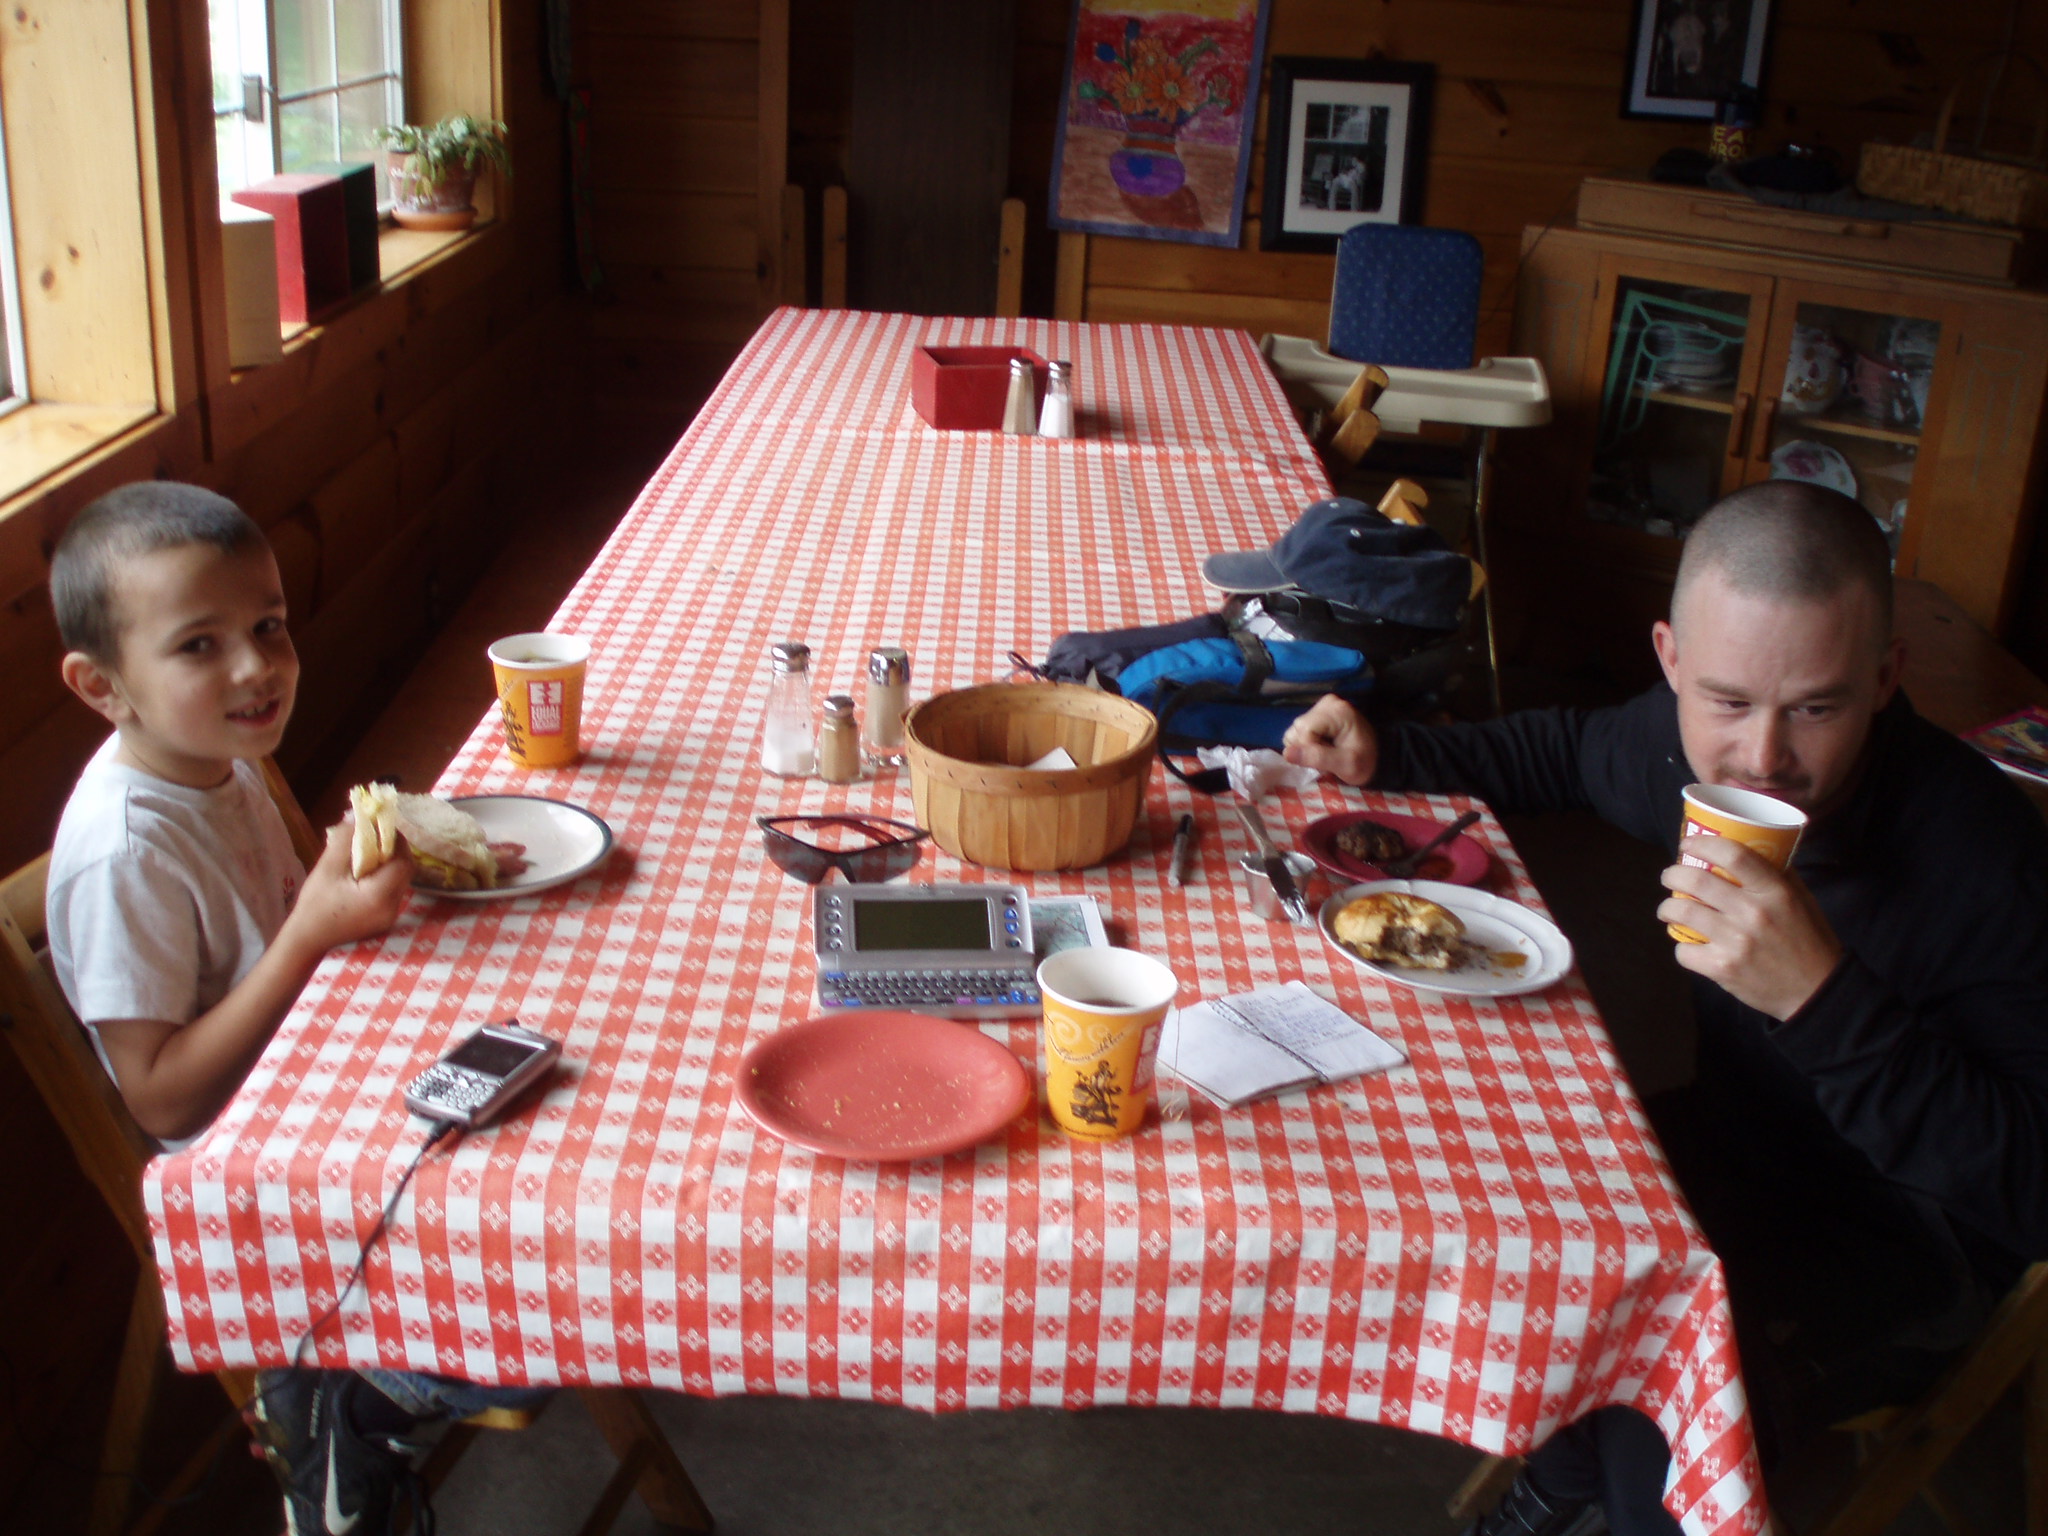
[1382, 809, 1482, 879]
[1233, 801, 1310, 926]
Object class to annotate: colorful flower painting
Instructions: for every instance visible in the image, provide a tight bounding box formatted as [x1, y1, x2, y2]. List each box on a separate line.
[1050, 0, 1272, 247]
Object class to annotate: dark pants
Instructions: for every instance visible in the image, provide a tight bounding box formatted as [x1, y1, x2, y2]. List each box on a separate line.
[1525, 1080, 1998, 1535]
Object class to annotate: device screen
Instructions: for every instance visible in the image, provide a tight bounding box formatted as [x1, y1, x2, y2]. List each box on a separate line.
[445, 1031, 545, 1079]
[854, 898, 992, 952]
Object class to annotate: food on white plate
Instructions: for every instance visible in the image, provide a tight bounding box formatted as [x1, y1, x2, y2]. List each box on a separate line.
[1333, 891, 1466, 970]
[348, 784, 522, 890]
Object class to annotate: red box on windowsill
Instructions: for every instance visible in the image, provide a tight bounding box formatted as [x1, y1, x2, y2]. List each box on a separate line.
[910, 347, 1046, 430]
[231, 172, 352, 324]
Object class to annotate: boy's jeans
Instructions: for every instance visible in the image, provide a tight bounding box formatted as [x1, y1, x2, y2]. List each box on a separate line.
[358, 1368, 553, 1424]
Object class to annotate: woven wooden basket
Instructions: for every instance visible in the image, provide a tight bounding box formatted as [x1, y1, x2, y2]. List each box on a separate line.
[1857, 61, 2048, 229]
[905, 682, 1157, 871]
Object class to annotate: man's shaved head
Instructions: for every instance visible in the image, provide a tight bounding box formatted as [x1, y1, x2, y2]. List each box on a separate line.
[1672, 482, 1893, 653]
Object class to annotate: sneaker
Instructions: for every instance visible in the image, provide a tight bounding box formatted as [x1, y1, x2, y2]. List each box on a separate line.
[1461, 1469, 1600, 1536]
[248, 1369, 405, 1536]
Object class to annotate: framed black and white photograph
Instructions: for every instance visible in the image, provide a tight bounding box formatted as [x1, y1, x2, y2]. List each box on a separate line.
[1260, 57, 1433, 252]
[1622, 0, 1773, 120]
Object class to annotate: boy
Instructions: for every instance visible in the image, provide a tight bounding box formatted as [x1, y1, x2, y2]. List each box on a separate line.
[47, 482, 536, 1535]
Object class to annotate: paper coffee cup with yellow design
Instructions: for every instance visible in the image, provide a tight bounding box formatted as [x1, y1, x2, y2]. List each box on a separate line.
[489, 633, 590, 769]
[1668, 783, 1808, 944]
[1037, 947, 1177, 1139]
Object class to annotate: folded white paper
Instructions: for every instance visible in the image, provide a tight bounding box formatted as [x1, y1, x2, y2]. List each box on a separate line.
[1159, 980, 1406, 1107]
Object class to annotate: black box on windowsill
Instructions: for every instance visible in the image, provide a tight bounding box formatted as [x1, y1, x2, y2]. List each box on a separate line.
[310, 161, 380, 292]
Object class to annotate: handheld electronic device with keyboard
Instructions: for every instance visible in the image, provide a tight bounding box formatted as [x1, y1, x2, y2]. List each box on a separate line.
[813, 882, 1038, 1019]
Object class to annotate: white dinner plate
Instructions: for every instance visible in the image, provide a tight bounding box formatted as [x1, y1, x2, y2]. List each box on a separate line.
[421, 795, 614, 901]
[1319, 879, 1574, 998]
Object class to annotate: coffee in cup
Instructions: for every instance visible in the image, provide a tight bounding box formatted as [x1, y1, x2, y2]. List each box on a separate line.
[1036, 947, 1177, 1139]
[489, 633, 590, 769]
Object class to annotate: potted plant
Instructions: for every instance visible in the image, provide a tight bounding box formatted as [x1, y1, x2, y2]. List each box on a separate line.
[378, 114, 511, 232]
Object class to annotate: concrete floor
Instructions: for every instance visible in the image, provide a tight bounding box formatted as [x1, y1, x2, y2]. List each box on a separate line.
[133, 395, 2027, 1536]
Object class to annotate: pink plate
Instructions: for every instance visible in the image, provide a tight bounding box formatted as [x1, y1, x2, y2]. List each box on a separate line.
[737, 1010, 1033, 1161]
[1301, 811, 1491, 887]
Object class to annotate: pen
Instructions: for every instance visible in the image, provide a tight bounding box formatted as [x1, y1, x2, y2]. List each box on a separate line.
[1169, 812, 1196, 886]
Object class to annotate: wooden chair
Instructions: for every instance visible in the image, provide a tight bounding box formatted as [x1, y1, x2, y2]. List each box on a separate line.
[1444, 1263, 2048, 1536]
[0, 760, 714, 1535]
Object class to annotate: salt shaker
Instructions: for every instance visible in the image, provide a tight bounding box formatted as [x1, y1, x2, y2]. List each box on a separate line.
[817, 694, 863, 784]
[1002, 356, 1037, 435]
[762, 640, 815, 778]
[1039, 360, 1075, 439]
[864, 646, 910, 766]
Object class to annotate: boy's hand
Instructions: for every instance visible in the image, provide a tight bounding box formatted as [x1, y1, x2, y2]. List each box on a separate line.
[283, 822, 412, 957]
[1283, 694, 1379, 785]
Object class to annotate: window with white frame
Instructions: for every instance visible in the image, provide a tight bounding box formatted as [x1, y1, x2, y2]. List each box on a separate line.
[0, 107, 26, 417]
[210, 0, 406, 208]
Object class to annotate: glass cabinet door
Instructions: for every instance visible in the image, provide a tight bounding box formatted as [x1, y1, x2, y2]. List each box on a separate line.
[1753, 300, 1940, 563]
[1588, 274, 1761, 538]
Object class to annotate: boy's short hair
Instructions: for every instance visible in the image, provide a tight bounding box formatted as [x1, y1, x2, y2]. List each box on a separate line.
[52, 481, 265, 661]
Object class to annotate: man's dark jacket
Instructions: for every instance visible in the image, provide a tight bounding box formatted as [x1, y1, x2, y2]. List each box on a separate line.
[1376, 686, 2048, 1280]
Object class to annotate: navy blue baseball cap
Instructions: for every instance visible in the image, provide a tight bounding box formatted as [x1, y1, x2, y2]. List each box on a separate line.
[1201, 496, 1471, 631]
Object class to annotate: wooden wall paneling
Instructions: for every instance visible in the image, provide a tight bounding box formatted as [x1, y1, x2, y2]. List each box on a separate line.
[822, 186, 849, 308]
[782, 184, 808, 305]
[130, 0, 213, 414]
[846, 0, 1016, 316]
[997, 198, 1026, 318]
[1054, 232, 1087, 320]
[592, 191, 760, 271]
[759, 0, 793, 311]
[309, 436, 405, 606]
[2, 0, 156, 407]
[1918, 315, 2048, 632]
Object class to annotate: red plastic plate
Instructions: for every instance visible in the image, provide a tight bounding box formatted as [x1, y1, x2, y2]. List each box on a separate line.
[737, 1010, 1033, 1161]
[1301, 811, 1491, 887]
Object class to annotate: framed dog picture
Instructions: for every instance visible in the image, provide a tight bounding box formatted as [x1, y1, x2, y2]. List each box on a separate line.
[1622, 0, 1773, 120]
[1259, 57, 1433, 252]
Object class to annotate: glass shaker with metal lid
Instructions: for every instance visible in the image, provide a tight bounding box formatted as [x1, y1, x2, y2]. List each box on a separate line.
[762, 640, 815, 778]
[864, 645, 910, 766]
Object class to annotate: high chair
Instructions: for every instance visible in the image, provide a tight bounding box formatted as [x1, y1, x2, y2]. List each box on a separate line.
[0, 758, 713, 1535]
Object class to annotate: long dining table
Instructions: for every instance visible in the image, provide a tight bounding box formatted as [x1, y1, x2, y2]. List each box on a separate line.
[147, 308, 1764, 1534]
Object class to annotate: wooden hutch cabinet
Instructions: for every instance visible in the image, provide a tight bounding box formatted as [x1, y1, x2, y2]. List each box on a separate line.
[1495, 198, 2048, 687]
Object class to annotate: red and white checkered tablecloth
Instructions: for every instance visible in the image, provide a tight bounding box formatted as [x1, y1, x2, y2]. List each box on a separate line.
[146, 310, 1763, 1534]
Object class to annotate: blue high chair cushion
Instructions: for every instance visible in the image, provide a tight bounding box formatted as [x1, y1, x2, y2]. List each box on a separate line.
[1328, 224, 1485, 371]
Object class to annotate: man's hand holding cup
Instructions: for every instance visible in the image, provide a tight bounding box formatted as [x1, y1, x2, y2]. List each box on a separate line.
[1659, 784, 1841, 1020]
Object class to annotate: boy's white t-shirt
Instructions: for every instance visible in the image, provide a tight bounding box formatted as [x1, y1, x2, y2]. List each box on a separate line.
[46, 736, 304, 1148]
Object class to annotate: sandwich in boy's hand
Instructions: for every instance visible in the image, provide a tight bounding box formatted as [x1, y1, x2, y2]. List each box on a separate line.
[350, 783, 505, 891]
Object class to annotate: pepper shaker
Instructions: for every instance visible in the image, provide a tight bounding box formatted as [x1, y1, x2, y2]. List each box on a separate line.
[1002, 356, 1038, 435]
[816, 694, 863, 784]
[864, 646, 911, 766]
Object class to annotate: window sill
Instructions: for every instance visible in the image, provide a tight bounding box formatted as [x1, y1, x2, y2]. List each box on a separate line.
[0, 403, 157, 503]
[269, 221, 490, 354]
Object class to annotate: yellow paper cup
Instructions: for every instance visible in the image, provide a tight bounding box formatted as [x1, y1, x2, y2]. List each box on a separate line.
[1668, 783, 1808, 943]
[489, 633, 590, 769]
[1037, 947, 1177, 1139]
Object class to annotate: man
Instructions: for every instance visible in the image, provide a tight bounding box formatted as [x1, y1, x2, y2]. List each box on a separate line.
[1282, 481, 2048, 1534]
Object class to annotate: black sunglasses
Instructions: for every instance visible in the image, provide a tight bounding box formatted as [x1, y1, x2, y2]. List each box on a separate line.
[757, 815, 930, 884]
